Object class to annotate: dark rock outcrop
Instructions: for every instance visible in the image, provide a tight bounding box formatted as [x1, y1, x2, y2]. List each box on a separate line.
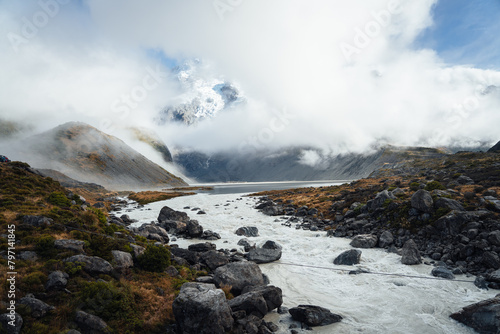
[213, 262, 266, 295]
[334, 249, 361, 265]
[235, 226, 259, 237]
[450, 294, 500, 334]
[45, 271, 69, 291]
[75, 310, 110, 334]
[54, 239, 85, 253]
[350, 234, 378, 248]
[64, 255, 113, 275]
[18, 297, 54, 318]
[401, 239, 422, 265]
[431, 267, 455, 280]
[0, 312, 23, 334]
[289, 305, 342, 327]
[411, 190, 434, 213]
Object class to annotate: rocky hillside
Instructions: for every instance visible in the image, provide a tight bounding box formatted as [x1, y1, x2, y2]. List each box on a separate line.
[174, 146, 447, 182]
[5, 122, 186, 190]
[489, 141, 500, 153]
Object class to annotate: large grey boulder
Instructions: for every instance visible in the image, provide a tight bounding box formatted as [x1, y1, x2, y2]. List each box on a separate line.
[431, 267, 455, 280]
[18, 297, 54, 318]
[75, 310, 110, 334]
[158, 206, 189, 223]
[289, 305, 342, 327]
[333, 249, 361, 265]
[64, 255, 113, 275]
[235, 226, 259, 237]
[378, 231, 394, 248]
[450, 294, 500, 333]
[54, 239, 85, 253]
[350, 234, 378, 248]
[200, 250, 230, 271]
[488, 231, 500, 247]
[247, 241, 282, 264]
[45, 271, 69, 291]
[188, 242, 216, 253]
[170, 247, 199, 265]
[134, 224, 170, 244]
[370, 190, 395, 210]
[111, 250, 133, 270]
[213, 261, 266, 295]
[173, 283, 233, 334]
[228, 291, 268, 318]
[21, 215, 53, 227]
[129, 244, 145, 258]
[243, 285, 283, 312]
[0, 312, 23, 334]
[401, 239, 422, 265]
[411, 190, 434, 213]
[186, 220, 203, 238]
[434, 198, 465, 212]
[434, 211, 471, 236]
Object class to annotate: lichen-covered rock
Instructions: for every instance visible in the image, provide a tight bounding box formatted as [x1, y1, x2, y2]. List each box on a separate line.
[45, 271, 69, 291]
[18, 297, 54, 318]
[111, 250, 133, 270]
[64, 255, 113, 275]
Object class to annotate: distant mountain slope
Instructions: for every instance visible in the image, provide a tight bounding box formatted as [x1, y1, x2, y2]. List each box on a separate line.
[488, 141, 500, 152]
[11, 122, 186, 189]
[174, 146, 447, 182]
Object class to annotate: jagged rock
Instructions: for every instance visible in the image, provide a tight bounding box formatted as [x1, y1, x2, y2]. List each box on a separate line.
[64, 255, 113, 274]
[370, 190, 395, 210]
[434, 211, 471, 236]
[18, 297, 54, 318]
[165, 265, 180, 277]
[450, 294, 500, 333]
[242, 285, 283, 312]
[213, 261, 265, 295]
[431, 267, 455, 280]
[475, 276, 489, 290]
[0, 312, 23, 334]
[350, 234, 378, 248]
[235, 226, 259, 237]
[201, 230, 221, 240]
[75, 310, 110, 334]
[54, 239, 85, 253]
[333, 249, 361, 265]
[228, 291, 268, 318]
[129, 244, 145, 258]
[18, 251, 38, 261]
[487, 270, 500, 283]
[482, 252, 500, 269]
[289, 305, 342, 327]
[200, 250, 230, 271]
[411, 190, 434, 213]
[21, 215, 53, 227]
[434, 198, 465, 212]
[186, 220, 203, 238]
[488, 231, 500, 247]
[134, 224, 170, 244]
[170, 247, 199, 265]
[111, 250, 133, 270]
[45, 271, 69, 291]
[188, 242, 216, 253]
[238, 238, 256, 252]
[158, 206, 189, 223]
[378, 231, 394, 248]
[173, 283, 233, 334]
[247, 241, 282, 264]
[401, 239, 422, 265]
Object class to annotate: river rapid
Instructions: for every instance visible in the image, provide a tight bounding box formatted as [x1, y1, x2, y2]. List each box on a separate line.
[125, 188, 495, 334]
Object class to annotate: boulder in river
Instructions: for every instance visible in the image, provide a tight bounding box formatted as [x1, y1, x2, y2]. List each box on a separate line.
[450, 294, 500, 333]
[158, 206, 189, 223]
[173, 283, 233, 334]
[333, 249, 361, 265]
[401, 239, 422, 265]
[213, 261, 265, 295]
[378, 231, 394, 248]
[247, 241, 282, 264]
[431, 267, 455, 280]
[235, 226, 259, 237]
[289, 305, 342, 327]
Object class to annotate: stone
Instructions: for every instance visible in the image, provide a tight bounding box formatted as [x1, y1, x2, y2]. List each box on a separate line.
[378, 231, 394, 248]
[228, 291, 268, 318]
[111, 250, 133, 270]
[392, 188, 406, 196]
[333, 249, 361, 265]
[200, 250, 230, 271]
[18, 251, 38, 261]
[450, 294, 500, 333]
[0, 312, 22, 334]
[238, 238, 256, 252]
[170, 247, 199, 265]
[434, 198, 465, 212]
[401, 239, 422, 265]
[487, 269, 500, 283]
[411, 190, 434, 213]
[488, 231, 500, 246]
[188, 242, 216, 253]
[242, 285, 283, 312]
[75, 310, 110, 334]
[482, 251, 500, 269]
[235, 226, 259, 237]
[289, 305, 342, 327]
[21, 215, 53, 227]
[247, 248, 281, 264]
[370, 190, 395, 210]
[262, 240, 282, 250]
[213, 261, 265, 295]
[350, 234, 378, 248]
[54, 239, 85, 253]
[474, 276, 489, 290]
[158, 206, 190, 223]
[134, 224, 170, 244]
[186, 220, 203, 238]
[18, 297, 54, 318]
[431, 267, 455, 280]
[64, 255, 113, 275]
[129, 244, 145, 258]
[45, 271, 69, 291]
[456, 175, 475, 185]
[173, 283, 233, 334]
[434, 211, 471, 236]
[165, 265, 180, 277]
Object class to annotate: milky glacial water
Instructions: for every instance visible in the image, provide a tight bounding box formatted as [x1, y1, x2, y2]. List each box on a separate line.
[125, 192, 495, 334]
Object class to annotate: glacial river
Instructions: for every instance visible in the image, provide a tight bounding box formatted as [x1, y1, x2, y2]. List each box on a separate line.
[124, 184, 495, 333]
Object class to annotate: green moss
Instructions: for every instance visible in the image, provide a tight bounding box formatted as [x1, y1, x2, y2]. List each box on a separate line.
[20, 271, 47, 293]
[47, 191, 72, 207]
[409, 182, 420, 191]
[35, 234, 57, 258]
[136, 245, 171, 273]
[425, 181, 446, 191]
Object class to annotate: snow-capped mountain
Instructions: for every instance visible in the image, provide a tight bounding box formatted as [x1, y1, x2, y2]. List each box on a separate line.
[156, 59, 242, 125]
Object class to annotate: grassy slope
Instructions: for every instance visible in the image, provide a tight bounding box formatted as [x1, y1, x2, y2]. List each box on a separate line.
[0, 162, 201, 334]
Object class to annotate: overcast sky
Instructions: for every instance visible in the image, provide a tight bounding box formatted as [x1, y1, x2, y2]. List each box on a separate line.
[1, 0, 499, 153]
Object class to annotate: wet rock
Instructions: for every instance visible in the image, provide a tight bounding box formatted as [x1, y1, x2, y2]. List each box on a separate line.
[411, 190, 434, 213]
[431, 267, 455, 280]
[289, 305, 342, 327]
[0, 312, 23, 334]
[247, 241, 282, 264]
[378, 231, 394, 248]
[158, 206, 189, 223]
[474, 276, 489, 290]
[173, 283, 233, 334]
[350, 234, 378, 248]
[486, 269, 500, 283]
[188, 242, 216, 253]
[235, 226, 259, 237]
[450, 294, 500, 333]
[111, 250, 133, 270]
[333, 249, 361, 265]
[213, 261, 265, 295]
[201, 230, 221, 240]
[18, 297, 54, 318]
[45, 271, 69, 291]
[228, 291, 268, 318]
[75, 310, 110, 334]
[238, 238, 256, 252]
[64, 255, 113, 275]
[401, 239, 422, 265]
